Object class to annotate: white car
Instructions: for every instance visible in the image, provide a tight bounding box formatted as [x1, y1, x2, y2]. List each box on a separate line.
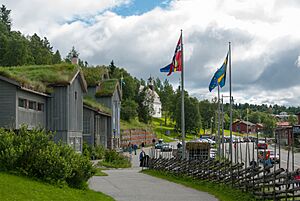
[206, 138, 216, 145]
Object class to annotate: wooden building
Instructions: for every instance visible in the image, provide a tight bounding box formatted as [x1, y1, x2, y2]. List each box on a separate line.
[83, 98, 111, 147]
[232, 120, 257, 134]
[82, 67, 122, 149]
[0, 64, 116, 152]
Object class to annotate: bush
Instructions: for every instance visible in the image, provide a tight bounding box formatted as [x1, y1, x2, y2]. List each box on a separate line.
[82, 143, 105, 160]
[99, 150, 131, 168]
[0, 126, 95, 189]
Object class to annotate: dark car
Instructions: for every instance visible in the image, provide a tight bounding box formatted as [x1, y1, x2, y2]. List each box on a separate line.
[243, 137, 250, 142]
[155, 143, 164, 149]
[161, 144, 172, 152]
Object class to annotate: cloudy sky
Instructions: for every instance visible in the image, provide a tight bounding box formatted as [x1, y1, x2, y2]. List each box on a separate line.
[3, 0, 300, 106]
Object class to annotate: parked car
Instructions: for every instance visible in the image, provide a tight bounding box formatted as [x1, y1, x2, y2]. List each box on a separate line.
[243, 137, 250, 142]
[206, 138, 216, 145]
[155, 142, 164, 149]
[161, 143, 172, 152]
[256, 140, 268, 149]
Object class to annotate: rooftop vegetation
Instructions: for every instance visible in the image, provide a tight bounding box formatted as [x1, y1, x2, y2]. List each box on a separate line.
[0, 63, 79, 93]
[95, 79, 119, 97]
[83, 96, 111, 115]
[82, 66, 108, 86]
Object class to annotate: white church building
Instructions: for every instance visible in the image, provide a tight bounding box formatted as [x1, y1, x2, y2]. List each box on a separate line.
[139, 77, 162, 118]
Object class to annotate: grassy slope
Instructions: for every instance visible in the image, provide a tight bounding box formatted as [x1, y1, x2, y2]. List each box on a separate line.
[152, 117, 200, 142]
[120, 119, 151, 130]
[143, 170, 257, 201]
[0, 172, 114, 201]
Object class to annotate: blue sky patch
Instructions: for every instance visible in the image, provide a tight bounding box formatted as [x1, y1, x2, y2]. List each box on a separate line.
[112, 0, 172, 16]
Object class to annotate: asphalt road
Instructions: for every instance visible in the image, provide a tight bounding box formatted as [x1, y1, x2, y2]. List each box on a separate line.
[223, 142, 300, 171]
[89, 147, 218, 201]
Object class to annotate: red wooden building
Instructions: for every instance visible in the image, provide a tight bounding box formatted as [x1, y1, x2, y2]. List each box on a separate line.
[232, 120, 257, 134]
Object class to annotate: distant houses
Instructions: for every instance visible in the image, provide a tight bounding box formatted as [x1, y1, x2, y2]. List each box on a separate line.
[0, 62, 121, 152]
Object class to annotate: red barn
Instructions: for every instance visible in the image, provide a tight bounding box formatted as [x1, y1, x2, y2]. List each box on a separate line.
[232, 120, 257, 134]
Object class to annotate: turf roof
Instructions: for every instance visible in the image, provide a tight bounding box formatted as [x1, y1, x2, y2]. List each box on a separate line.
[83, 96, 111, 115]
[81, 66, 109, 86]
[0, 64, 80, 94]
[95, 79, 119, 97]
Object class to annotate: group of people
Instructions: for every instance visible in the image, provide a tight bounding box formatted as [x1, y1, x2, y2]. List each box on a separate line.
[127, 142, 148, 167]
[128, 143, 138, 155]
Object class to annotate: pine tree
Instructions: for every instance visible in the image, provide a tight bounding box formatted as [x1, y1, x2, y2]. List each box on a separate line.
[52, 50, 62, 64]
[0, 5, 11, 31]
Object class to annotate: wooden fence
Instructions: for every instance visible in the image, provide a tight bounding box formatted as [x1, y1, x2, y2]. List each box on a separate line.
[148, 151, 300, 200]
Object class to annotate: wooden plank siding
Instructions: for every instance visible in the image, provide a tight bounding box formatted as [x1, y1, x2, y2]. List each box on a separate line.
[83, 107, 94, 145]
[46, 74, 84, 151]
[83, 106, 110, 148]
[0, 79, 16, 128]
[16, 89, 46, 129]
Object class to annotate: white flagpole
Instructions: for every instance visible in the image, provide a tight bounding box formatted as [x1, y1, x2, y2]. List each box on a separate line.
[218, 84, 221, 157]
[229, 42, 233, 164]
[181, 30, 186, 159]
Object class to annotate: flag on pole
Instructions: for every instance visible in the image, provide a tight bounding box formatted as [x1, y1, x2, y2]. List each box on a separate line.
[160, 34, 182, 76]
[209, 53, 228, 92]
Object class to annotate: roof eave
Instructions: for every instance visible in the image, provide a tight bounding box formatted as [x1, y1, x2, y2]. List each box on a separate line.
[83, 104, 111, 116]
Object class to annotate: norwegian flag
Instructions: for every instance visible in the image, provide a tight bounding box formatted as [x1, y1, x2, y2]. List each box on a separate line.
[160, 33, 183, 76]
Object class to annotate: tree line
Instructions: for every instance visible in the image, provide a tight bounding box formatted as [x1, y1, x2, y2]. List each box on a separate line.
[0, 5, 89, 67]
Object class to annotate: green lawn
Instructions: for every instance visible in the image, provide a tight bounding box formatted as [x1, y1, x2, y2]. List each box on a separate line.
[0, 172, 114, 201]
[143, 170, 257, 201]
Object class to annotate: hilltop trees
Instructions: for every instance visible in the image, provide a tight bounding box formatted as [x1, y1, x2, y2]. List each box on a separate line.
[0, 4, 62, 67]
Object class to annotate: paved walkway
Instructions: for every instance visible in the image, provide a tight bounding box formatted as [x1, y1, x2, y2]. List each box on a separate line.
[89, 148, 218, 201]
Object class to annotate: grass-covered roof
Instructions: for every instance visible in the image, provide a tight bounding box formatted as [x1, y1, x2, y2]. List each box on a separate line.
[83, 96, 111, 115]
[81, 66, 109, 86]
[0, 63, 80, 93]
[95, 79, 119, 97]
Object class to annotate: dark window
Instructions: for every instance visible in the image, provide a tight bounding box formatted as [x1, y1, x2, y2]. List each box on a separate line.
[75, 91, 77, 100]
[28, 101, 36, 110]
[18, 98, 27, 108]
[37, 103, 44, 111]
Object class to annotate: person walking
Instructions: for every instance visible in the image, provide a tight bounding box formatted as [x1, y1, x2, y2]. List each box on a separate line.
[128, 143, 133, 162]
[133, 144, 138, 155]
[139, 149, 146, 167]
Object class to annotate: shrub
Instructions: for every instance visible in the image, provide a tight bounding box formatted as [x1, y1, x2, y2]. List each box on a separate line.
[82, 143, 105, 160]
[99, 150, 131, 168]
[0, 126, 95, 189]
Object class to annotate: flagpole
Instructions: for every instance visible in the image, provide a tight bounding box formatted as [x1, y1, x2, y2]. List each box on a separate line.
[217, 84, 221, 158]
[229, 42, 233, 162]
[228, 41, 234, 186]
[181, 29, 186, 159]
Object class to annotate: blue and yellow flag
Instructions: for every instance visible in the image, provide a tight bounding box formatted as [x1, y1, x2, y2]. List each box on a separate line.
[209, 53, 228, 92]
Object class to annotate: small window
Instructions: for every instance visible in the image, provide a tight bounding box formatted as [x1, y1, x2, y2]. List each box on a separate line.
[18, 98, 27, 108]
[75, 91, 77, 100]
[28, 101, 36, 110]
[37, 103, 44, 111]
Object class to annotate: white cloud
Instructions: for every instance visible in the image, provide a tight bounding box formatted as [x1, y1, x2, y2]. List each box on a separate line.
[296, 56, 300, 68]
[4, 0, 300, 106]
